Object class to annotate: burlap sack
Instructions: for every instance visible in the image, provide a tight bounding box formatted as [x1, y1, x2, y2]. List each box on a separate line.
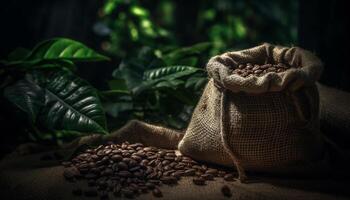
[178, 43, 328, 180]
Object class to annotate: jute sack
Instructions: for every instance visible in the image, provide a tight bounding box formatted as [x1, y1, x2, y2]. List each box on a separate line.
[178, 43, 329, 180]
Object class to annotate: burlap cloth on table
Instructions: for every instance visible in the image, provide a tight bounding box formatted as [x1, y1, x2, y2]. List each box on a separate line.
[1, 44, 350, 200]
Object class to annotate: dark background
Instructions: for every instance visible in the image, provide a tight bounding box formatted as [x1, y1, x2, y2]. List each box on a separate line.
[0, 0, 349, 156]
[0, 0, 349, 91]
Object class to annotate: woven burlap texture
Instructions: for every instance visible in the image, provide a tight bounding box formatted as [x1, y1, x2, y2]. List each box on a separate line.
[178, 43, 328, 181]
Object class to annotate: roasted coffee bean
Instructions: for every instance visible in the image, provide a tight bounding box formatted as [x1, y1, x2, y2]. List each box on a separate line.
[223, 173, 235, 181]
[147, 172, 158, 179]
[205, 169, 218, 175]
[193, 177, 206, 185]
[111, 155, 122, 162]
[117, 162, 128, 170]
[131, 155, 142, 162]
[152, 188, 163, 197]
[221, 185, 232, 197]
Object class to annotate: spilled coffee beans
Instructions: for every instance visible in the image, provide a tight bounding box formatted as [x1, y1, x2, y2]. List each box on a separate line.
[62, 141, 236, 199]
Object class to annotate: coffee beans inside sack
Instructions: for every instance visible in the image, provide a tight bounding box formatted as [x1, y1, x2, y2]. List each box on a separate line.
[178, 43, 329, 181]
[232, 62, 297, 77]
[63, 142, 234, 199]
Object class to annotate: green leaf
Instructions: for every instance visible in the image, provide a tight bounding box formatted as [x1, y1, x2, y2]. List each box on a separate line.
[4, 75, 45, 122]
[132, 66, 201, 96]
[143, 66, 202, 80]
[3, 38, 109, 66]
[27, 38, 110, 62]
[39, 70, 108, 134]
[5, 71, 108, 134]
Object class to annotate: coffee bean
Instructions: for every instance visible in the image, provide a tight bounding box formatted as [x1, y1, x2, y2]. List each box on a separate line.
[205, 169, 218, 175]
[111, 154, 122, 162]
[117, 162, 128, 170]
[254, 69, 262, 74]
[252, 65, 260, 70]
[131, 155, 142, 162]
[152, 188, 163, 197]
[223, 173, 235, 181]
[147, 172, 158, 179]
[221, 185, 232, 197]
[193, 177, 206, 185]
[174, 156, 182, 162]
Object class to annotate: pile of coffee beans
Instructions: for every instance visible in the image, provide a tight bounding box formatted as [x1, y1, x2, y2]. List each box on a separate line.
[62, 141, 235, 199]
[232, 63, 297, 77]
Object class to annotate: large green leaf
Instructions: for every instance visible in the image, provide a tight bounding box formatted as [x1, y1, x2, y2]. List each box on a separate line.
[4, 75, 45, 122]
[3, 38, 109, 66]
[40, 71, 108, 134]
[143, 66, 202, 80]
[5, 71, 108, 134]
[27, 38, 109, 62]
[132, 66, 202, 96]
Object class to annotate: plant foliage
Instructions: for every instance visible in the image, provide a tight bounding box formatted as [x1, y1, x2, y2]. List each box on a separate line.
[1, 38, 109, 142]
